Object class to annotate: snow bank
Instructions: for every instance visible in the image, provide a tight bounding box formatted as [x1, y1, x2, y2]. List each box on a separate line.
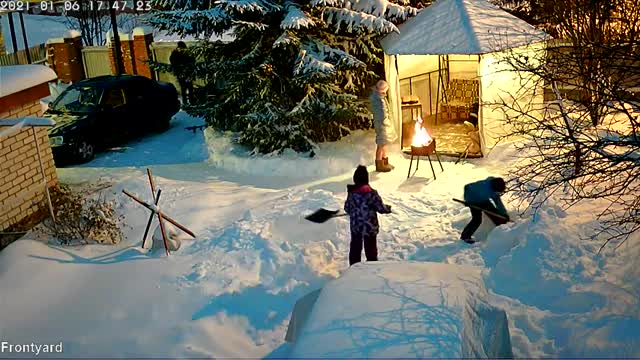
[0, 65, 57, 98]
[204, 129, 377, 179]
[286, 261, 513, 358]
[480, 199, 640, 357]
[77, 112, 209, 168]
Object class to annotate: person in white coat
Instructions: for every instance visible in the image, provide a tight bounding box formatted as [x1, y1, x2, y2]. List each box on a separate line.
[369, 80, 397, 172]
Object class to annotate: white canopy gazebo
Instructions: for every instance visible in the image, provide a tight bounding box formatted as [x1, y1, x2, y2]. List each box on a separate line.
[381, 0, 547, 156]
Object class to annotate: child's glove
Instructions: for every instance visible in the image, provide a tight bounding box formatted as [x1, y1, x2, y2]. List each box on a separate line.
[385, 205, 392, 213]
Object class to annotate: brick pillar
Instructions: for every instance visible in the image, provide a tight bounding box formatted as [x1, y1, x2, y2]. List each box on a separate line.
[108, 40, 116, 75]
[108, 32, 135, 75]
[121, 38, 135, 75]
[132, 27, 155, 80]
[46, 31, 85, 83]
[65, 34, 85, 81]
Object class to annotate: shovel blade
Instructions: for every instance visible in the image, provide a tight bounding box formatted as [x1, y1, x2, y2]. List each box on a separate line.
[305, 208, 341, 223]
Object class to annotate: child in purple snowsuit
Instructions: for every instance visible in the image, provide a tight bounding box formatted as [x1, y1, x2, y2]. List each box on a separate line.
[344, 165, 392, 266]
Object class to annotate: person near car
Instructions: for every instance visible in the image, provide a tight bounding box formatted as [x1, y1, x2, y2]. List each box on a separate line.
[369, 80, 397, 172]
[344, 165, 392, 266]
[460, 176, 510, 244]
[170, 41, 195, 104]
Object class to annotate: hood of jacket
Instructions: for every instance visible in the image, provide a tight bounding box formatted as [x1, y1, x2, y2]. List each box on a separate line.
[347, 184, 373, 193]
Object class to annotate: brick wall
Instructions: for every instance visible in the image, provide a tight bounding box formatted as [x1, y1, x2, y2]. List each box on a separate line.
[0, 127, 57, 231]
[109, 38, 137, 75]
[0, 83, 50, 118]
[46, 35, 85, 83]
[122, 39, 136, 75]
[133, 33, 155, 80]
[45, 28, 157, 81]
[0, 78, 58, 231]
[109, 34, 155, 77]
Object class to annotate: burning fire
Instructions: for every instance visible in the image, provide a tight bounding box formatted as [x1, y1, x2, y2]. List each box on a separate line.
[412, 115, 433, 147]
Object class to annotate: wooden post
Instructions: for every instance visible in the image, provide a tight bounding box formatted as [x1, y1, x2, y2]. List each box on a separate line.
[18, 12, 31, 64]
[122, 189, 196, 237]
[109, 0, 124, 75]
[141, 189, 161, 249]
[7, 12, 19, 64]
[32, 127, 55, 223]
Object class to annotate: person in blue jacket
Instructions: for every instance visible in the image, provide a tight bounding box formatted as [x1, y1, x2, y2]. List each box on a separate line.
[461, 177, 509, 244]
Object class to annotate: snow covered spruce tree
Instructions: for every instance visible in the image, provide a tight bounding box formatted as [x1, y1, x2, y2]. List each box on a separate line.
[146, 0, 419, 154]
[492, 0, 640, 250]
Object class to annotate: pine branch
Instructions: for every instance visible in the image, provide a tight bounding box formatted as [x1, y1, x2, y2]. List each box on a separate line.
[281, 3, 316, 29]
[323, 7, 399, 34]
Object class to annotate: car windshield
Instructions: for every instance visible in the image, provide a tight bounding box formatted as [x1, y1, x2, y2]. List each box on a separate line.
[50, 86, 103, 113]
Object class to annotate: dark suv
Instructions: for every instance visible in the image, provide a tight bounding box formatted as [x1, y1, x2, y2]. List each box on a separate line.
[45, 75, 180, 165]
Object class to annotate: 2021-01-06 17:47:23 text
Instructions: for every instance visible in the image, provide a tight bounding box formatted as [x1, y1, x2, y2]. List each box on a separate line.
[0, 1, 151, 12]
[28, 0, 154, 12]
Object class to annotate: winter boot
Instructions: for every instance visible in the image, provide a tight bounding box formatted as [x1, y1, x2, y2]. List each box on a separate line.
[383, 157, 394, 170]
[461, 237, 476, 244]
[375, 160, 392, 172]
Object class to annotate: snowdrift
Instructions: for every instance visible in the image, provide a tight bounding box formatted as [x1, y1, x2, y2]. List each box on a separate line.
[285, 261, 513, 358]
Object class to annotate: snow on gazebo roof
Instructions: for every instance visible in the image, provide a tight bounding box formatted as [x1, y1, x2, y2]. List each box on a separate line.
[381, 0, 547, 55]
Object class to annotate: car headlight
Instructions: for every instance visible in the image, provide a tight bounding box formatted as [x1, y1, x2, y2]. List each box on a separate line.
[49, 136, 64, 146]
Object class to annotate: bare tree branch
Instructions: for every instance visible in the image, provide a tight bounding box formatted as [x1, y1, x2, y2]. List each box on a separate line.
[488, 0, 640, 251]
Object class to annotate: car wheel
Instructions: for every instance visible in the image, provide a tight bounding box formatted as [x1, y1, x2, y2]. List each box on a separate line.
[75, 141, 95, 163]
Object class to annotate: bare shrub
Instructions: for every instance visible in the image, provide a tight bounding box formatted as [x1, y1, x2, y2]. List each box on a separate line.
[492, 0, 640, 251]
[42, 185, 124, 246]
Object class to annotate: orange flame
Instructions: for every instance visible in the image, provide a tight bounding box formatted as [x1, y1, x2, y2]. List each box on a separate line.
[412, 115, 432, 146]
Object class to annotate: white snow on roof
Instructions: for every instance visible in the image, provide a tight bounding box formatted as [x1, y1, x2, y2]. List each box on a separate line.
[65, 29, 82, 38]
[0, 117, 56, 139]
[0, 117, 55, 127]
[381, 0, 548, 55]
[0, 65, 58, 98]
[287, 261, 513, 358]
[132, 27, 150, 37]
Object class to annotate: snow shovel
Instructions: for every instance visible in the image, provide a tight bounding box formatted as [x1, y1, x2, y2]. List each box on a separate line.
[305, 208, 348, 223]
[452, 198, 511, 222]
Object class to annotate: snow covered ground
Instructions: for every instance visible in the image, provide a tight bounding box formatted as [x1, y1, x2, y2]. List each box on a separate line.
[1, 112, 640, 357]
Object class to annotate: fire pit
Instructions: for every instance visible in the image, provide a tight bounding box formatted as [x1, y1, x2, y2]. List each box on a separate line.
[411, 141, 436, 156]
[407, 117, 444, 180]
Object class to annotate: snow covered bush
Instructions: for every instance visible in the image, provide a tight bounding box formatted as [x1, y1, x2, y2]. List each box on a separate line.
[146, 0, 423, 153]
[42, 185, 124, 246]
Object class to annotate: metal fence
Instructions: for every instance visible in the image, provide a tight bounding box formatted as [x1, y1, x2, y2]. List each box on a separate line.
[81, 46, 112, 78]
[0, 43, 46, 66]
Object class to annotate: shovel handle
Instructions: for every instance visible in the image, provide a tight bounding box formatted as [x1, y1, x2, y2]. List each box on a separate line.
[453, 198, 510, 222]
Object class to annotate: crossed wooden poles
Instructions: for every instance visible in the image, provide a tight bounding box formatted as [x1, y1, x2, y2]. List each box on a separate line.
[122, 168, 195, 256]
